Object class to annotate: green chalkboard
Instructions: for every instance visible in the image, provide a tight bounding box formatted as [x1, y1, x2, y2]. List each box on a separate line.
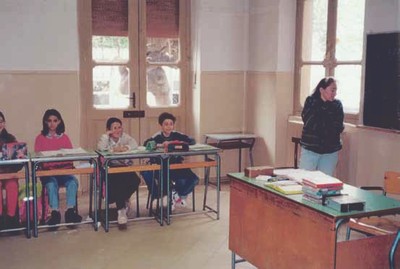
[363, 32, 400, 130]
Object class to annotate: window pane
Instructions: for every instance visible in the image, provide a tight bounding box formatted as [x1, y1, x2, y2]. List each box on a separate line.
[302, 0, 328, 61]
[92, 36, 129, 63]
[299, 65, 325, 106]
[335, 65, 362, 114]
[147, 66, 180, 107]
[147, 38, 180, 63]
[336, 0, 365, 61]
[93, 65, 130, 109]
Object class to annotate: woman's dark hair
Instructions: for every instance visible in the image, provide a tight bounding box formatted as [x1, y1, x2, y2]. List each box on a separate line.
[158, 112, 176, 125]
[41, 109, 65, 136]
[106, 117, 122, 130]
[311, 77, 336, 99]
[0, 111, 11, 141]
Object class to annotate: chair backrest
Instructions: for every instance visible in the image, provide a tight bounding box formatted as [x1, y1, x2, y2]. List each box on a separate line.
[384, 171, 400, 195]
[291, 137, 301, 169]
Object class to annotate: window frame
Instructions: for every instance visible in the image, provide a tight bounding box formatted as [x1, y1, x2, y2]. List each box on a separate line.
[293, 0, 364, 124]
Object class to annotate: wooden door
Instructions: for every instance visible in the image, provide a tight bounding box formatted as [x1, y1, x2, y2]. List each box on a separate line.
[78, 0, 190, 149]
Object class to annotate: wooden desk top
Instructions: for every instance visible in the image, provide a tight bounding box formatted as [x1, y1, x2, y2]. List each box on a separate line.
[228, 172, 400, 220]
[205, 133, 256, 141]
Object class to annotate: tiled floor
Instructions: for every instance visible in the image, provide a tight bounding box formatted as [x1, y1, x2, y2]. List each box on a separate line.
[0, 182, 257, 269]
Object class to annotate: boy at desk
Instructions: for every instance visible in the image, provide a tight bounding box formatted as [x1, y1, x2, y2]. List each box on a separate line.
[142, 112, 198, 211]
[97, 117, 140, 226]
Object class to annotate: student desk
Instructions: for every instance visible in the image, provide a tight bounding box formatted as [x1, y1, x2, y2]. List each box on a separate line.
[228, 173, 400, 269]
[204, 133, 255, 172]
[30, 150, 98, 237]
[0, 157, 31, 238]
[96, 148, 164, 232]
[164, 144, 221, 225]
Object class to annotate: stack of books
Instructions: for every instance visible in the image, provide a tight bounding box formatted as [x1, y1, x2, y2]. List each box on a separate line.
[301, 171, 344, 205]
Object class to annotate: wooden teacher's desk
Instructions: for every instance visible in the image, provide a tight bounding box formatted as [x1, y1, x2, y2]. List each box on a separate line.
[30, 149, 98, 237]
[228, 173, 400, 269]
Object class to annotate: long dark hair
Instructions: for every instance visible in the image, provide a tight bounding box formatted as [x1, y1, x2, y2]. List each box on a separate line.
[0, 111, 9, 140]
[41, 109, 66, 136]
[311, 77, 336, 99]
[0, 111, 16, 143]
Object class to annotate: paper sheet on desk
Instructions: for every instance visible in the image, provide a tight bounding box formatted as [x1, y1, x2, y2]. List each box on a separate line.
[39, 147, 87, 156]
[108, 146, 149, 154]
[189, 144, 215, 151]
[255, 175, 272, 181]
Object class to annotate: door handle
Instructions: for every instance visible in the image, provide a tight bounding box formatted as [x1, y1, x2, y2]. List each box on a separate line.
[129, 92, 136, 108]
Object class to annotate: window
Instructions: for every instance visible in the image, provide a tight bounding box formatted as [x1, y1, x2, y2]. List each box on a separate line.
[294, 0, 365, 119]
[90, 0, 184, 109]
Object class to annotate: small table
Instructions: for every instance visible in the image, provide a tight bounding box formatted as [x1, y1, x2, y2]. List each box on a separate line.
[30, 149, 98, 237]
[204, 133, 256, 172]
[0, 158, 31, 238]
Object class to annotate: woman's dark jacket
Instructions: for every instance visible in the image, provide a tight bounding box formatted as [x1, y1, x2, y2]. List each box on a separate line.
[300, 96, 344, 154]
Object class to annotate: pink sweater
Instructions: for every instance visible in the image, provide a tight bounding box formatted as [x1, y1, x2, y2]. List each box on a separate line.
[34, 133, 74, 170]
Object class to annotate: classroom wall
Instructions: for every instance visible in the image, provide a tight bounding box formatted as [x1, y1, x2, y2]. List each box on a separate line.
[0, 0, 80, 150]
[1, 0, 400, 186]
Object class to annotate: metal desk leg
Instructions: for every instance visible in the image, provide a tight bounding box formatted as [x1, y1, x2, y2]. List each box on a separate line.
[92, 161, 98, 231]
[24, 163, 31, 238]
[32, 163, 38, 238]
[334, 219, 347, 269]
[216, 153, 220, 220]
[104, 164, 109, 232]
[238, 148, 242, 172]
[231, 252, 246, 268]
[389, 229, 400, 269]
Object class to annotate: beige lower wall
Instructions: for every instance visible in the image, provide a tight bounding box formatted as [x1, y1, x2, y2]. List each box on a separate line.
[0, 71, 80, 150]
[245, 71, 294, 168]
[4, 70, 399, 188]
[199, 71, 247, 176]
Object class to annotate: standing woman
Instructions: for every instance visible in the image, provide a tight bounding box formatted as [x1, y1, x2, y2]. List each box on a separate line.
[0, 111, 20, 229]
[97, 117, 140, 226]
[34, 109, 82, 227]
[299, 77, 345, 176]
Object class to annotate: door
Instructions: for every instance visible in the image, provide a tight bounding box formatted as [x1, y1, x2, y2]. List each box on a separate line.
[78, 0, 190, 149]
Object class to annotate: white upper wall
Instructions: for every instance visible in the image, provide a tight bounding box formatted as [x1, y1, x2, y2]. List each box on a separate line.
[0, 0, 78, 71]
[365, 0, 400, 33]
[197, 0, 249, 71]
[196, 0, 296, 72]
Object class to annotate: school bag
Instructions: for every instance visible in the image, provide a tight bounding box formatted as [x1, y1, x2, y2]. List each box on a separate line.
[18, 183, 49, 225]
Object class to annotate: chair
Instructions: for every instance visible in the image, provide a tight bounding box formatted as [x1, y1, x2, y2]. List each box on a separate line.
[291, 137, 301, 169]
[346, 171, 400, 269]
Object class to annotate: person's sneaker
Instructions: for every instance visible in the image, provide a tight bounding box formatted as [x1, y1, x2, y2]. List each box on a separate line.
[125, 200, 131, 216]
[179, 196, 187, 207]
[65, 208, 82, 224]
[117, 208, 128, 225]
[171, 199, 176, 212]
[47, 210, 61, 226]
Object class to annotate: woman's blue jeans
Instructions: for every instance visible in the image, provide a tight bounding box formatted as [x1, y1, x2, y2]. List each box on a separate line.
[299, 147, 339, 176]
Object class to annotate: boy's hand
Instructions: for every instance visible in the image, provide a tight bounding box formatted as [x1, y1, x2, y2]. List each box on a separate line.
[112, 145, 128, 152]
